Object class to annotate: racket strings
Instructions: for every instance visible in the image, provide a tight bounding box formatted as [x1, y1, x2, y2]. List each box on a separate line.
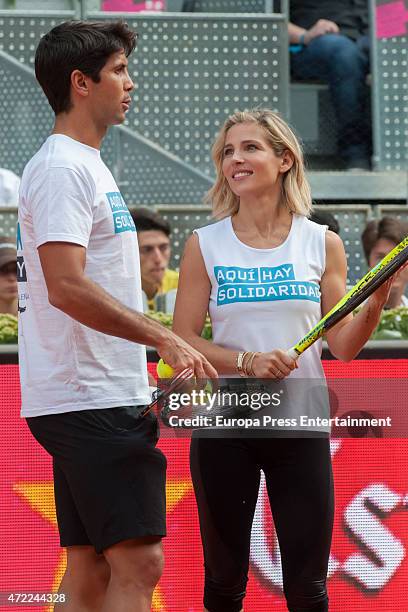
[141, 367, 194, 418]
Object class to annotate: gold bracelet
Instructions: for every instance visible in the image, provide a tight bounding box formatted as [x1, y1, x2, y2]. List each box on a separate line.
[236, 351, 249, 376]
[241, 351, 252, 376]
[246, 351, 259, 377]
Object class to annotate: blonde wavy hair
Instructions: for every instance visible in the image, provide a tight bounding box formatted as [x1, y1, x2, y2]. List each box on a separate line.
[205, 109, 312, 219]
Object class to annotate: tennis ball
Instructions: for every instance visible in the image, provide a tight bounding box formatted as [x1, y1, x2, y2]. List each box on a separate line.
[157, 359, 174, 379]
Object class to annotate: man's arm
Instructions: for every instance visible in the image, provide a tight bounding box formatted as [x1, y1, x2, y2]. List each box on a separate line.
[38, 241, 217, 378]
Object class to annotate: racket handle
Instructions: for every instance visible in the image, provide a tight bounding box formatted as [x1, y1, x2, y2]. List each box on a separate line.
[287, 347, 300, 361]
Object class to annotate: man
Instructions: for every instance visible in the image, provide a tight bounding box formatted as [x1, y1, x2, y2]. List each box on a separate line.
[0, 236, 17, 315]
[130, 207, 178, 312]
[17, 20, 216, 612]
[289, 0, 371, 170]
[362, 217, 408, 308]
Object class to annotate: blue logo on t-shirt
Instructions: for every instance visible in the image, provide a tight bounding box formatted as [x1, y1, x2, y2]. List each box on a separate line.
[106, 192, 136, 234]
[214, 264, 320, 306]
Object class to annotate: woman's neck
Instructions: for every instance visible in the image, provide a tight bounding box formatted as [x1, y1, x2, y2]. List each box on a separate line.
[234, 196, 291, 234]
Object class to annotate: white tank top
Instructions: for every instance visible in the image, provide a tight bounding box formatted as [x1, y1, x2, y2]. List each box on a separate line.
[195, 214, 327, 380]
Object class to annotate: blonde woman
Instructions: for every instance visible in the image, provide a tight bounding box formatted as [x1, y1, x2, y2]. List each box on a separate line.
[173, 110, 394, 612]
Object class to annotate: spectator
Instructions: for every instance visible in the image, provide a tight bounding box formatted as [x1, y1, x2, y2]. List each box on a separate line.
[362, 217, 408, 308]
[130, 207, 179, 312]
[310, 209, 340, 234]
[289, 0, 371, 171]
[0, 168, 20, 206]
[0, 236, 17, 316]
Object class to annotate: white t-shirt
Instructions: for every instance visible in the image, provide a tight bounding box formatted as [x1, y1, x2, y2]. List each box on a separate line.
[18, 134, 151, 417]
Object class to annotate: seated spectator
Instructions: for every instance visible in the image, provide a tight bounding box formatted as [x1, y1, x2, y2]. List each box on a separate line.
[309, 209, 340, 234]
[130, 207, 179, 312]
[0, 168, 20, 206]
[362, 217, 408, 308]
[0, 236, 17, 316]
[288, 0, 371, 171]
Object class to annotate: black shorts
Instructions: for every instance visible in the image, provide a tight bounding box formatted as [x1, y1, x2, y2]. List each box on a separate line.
[26, 406, 167, 554]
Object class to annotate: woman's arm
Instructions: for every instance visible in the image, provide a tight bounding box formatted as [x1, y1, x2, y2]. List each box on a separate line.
[173, 234, 296, 377]
[321, 231, 392, 362]
[172, 234, 241, 374]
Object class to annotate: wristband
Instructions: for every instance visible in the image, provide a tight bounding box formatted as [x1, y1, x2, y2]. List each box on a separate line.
[299, 32, 306, 46]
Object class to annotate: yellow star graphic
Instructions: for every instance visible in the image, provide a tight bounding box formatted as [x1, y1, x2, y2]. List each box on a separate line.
[14, 478, 193, 612]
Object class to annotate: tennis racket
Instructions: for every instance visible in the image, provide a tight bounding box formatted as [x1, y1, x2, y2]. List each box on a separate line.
[140, 367, 194, 418]
[287, 234, 408, 359]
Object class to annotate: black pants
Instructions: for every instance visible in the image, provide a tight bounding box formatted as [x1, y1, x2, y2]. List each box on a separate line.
[290, 33, 371, 166]
[190, 436, 334, 612]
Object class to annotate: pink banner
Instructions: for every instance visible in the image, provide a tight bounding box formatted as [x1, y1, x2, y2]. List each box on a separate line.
[102, 0, 164, 12]
[376, 1, 408, 38]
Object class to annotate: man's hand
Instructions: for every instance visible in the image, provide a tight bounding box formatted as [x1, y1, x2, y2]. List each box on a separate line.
[156, 334, 218, 380]
[304, 19, 339, 44]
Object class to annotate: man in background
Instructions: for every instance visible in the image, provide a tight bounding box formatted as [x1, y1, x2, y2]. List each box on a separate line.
[131, 207, 178, 312]
[362, 217, 408, 308]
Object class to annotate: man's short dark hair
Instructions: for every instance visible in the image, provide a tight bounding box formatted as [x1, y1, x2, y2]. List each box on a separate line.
[361, 216, 408, 263]
[130, 208, 171, 237]
[35, 20, 137, 115]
